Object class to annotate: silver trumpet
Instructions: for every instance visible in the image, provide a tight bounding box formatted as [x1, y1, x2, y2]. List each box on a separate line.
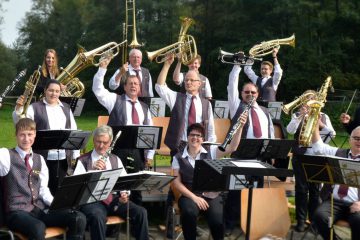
[219, 49, 262, 65]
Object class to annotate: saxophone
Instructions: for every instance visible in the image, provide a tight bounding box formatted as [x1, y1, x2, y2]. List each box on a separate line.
[298, 76, 334, 147]
[19, 66, 42, 119]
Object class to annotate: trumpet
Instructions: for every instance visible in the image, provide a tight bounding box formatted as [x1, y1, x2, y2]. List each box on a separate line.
[282, 91, 317, 115]
[249, 34, 295, 57]
[218, 49, 262, 65]
[146, 17, 197, 65]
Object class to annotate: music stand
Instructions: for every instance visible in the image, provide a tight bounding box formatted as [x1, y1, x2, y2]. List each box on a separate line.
[193, 158, 293, 240]
[138, 97, 166, 117]
[59, 96, 86, 117]
[49, 168, 123, 211]
[210, 99, 230, 119]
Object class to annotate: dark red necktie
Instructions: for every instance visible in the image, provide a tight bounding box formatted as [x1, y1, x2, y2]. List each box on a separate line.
[130, 101, 140, 124]
[188, 96, 196, 126]
[102, 193, 113, 206]
[134, 69, 142, 96]
[251, 107, 262, 138]
[24, 154, 31, 173]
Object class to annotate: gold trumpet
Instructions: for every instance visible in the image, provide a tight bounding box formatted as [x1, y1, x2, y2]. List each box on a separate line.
[19, 66, 41, 119]
[146, 17, 197, 65]
[249, 34, 295, 57]
[57, 41, 127, 98]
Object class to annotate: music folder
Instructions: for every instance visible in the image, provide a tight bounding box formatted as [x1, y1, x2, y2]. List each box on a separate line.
[49, 168, 123, 211]
[113, 171, 175, 193]
[32, 129, 92, 151]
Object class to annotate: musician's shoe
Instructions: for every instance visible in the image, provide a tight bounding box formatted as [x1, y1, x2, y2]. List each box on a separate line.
[225, 228, 233, 237]
[295, 221, 307, 232]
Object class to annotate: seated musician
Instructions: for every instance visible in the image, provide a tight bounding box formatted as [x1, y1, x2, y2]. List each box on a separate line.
[73, 125, 149, 240]
[172, 112, 247, 240]
[0, 118, 86, 240]
[311, 120, 360, 239]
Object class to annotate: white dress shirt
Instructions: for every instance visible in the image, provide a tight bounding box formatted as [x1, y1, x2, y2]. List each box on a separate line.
[12, 99, 79, 160]
[244, 63, 283, 91]
[176, 72, 212, 98]
[171, 145, 217, 170]
[155, 83, 216, 143]
[0, 147, 54, 206]
[227, 65, 274, 139]
[108, 65, 154, 97]
[311, 140, 359, 203]
[93, 67, 155, 159]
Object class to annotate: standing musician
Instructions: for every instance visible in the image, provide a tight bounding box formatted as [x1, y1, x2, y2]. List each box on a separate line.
[13, 79, 79, 195]
[286, 90, 336, 232]
[108, 49, 154, 97]
[311, 122, 360, 240]
[74, 125, 149, 240]
[0, 118, 86, 240]
[172, 54, 212, 99]
[340, 106, 360, 135]
[155, 54, 216, 158]
[225, 65, 274, 234]
[172, 116, 247, 240]
[244, 48, 283, 102]
[92, 56, 155, 205]
[36, 49, 65, 95]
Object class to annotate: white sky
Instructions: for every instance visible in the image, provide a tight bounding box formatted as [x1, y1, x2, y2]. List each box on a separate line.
[1, 0, 32, 46]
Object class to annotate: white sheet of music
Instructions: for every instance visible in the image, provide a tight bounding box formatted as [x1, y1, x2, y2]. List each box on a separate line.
[231, 161, 266, 169]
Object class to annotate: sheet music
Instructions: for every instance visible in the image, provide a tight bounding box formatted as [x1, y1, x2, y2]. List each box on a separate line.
[231, 161, 267, 169]
[149, 98, 166, 117]
[229, 174, 247, 190]
[87, 168, 123, 203]
[267, 101, 283, 120]
[136, 127, 160, 149]
[73, 98, 86, 117]
[338, 159, 360, 186]
[213, 100, 229, 119]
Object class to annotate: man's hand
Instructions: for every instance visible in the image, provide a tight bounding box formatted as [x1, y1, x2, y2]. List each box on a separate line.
[350, 201, 360, 213]
[120, 62, 129, 75]
[60, 83, 67, 91]
[99, 57, 111, 69]
[191, 195, 209, 210]
[145, 158, 152, 170]
[93, 159, 106, 170]
[272, 47, 279, 57]
[340, 113, 351, 124]
[165, 53, 175, 66]
[15, 95, 25, 111]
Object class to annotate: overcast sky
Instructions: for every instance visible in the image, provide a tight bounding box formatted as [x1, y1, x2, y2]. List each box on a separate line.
[1, 0, 32, 46]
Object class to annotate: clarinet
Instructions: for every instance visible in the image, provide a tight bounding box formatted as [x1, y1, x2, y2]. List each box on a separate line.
[100, 130, 122, 163]
[0, 69, 27, 107]
[218, 96, 255, 152]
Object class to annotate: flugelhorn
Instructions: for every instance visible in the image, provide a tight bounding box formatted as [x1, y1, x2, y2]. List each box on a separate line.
[249, 34, 295, 57]
[146, 17, 197, 65]
[218, 49, 262, 65]
[282, 91, 317, 115]
[57, 40, 127, 98]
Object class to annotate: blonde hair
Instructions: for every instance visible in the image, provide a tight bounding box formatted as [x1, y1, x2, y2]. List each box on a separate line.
[42, 49, 59, 78]
[15, 118, 36, 135]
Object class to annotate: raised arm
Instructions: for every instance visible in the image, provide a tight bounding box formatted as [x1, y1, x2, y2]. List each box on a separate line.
[157, 54, 175, 86]
[172, 58, 183, 85]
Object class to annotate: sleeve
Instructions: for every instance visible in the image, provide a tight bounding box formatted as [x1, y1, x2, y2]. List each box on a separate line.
[145, 109, 155, 159]
[108, 69, 121, 90]
[286, 113, 302, 134]
[312, 139, 338, 156]
[227, 65, 242, 119]
[174, 73, 184, 86]
[344, 106, 360, 134]
[0, 148, 11, 176]
[39, 155, 54, 205]
[206, 102, 217, 143]
[171, 156, 180, 170]
[92, 67, 118, 113]
[269, 116, 275, 139]
[154, 83, 178, 109]
[272, 64, 283, 91]
[320, 114, 336, 137]
[148, 72, 154, 97]
[244, 65, 258, 84]
[12, 104, 35, 124]
[204, 77, 213, 98]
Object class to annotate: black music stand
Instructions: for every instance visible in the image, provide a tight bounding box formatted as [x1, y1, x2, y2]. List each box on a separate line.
[193, 158, 293, 240]
[50, 168, 123, 211]
[138, 97, 166, 117]
[59, 96, 86, 117]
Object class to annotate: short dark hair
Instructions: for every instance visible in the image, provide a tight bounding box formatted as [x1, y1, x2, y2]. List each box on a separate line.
[187, 123, 205, 138]
[242, 82, 259, 92]
[16, 118, 36, 134]
[44, 79, 61, 90]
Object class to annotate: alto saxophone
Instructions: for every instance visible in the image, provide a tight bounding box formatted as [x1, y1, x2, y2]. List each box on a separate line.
[298, 76, 334, 147]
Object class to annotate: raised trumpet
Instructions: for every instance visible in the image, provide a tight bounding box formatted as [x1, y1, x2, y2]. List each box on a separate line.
[219, 49, 262, 65]
[249, 34, 295, 57]
[89, 40, 128, 66]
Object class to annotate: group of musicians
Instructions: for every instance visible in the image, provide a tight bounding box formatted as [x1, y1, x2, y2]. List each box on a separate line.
[0, 42, 360, 240]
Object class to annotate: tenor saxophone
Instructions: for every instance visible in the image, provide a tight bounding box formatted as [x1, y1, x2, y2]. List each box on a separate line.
[298, 76, 333, 147]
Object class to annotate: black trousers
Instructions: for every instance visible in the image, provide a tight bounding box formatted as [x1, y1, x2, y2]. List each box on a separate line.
[6, 207, 86, 240]
[178, 195, 224, 240]
[80, 200, 149, 240]
[313, 199, 360, 240]
[292, 154, 321, 223]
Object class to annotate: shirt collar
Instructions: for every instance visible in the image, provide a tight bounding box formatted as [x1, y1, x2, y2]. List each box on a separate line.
[349, 151, 360, 160]
[91, 149, 108, 162]
[129, 65, 141, 72]
[186, 92, 200, 99]
[15, 146, 33, 159]
[125, 94, 138, 103]
[42, 98, 63, 107]
[181, 145, 208, 159]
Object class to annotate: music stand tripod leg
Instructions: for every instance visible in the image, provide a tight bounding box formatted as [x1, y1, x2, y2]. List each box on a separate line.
[245, 180, 255, 240]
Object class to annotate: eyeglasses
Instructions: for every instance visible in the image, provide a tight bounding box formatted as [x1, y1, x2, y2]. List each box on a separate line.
[351, 136, 360, 141]
[189, 133, 203, 138]
[184, 78, 200, 83]
[243, 90, 257, 94]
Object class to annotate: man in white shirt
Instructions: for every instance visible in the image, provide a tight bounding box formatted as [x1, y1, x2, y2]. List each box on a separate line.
[74, 125, 149, 240]
[13, 79, 79, 195]
[244, 48, 283, 102]
[311, 122, 360, 239]
[172, 54, 212, 99]
[0, 118, 86, 240]
[108, 49, 154, 97]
